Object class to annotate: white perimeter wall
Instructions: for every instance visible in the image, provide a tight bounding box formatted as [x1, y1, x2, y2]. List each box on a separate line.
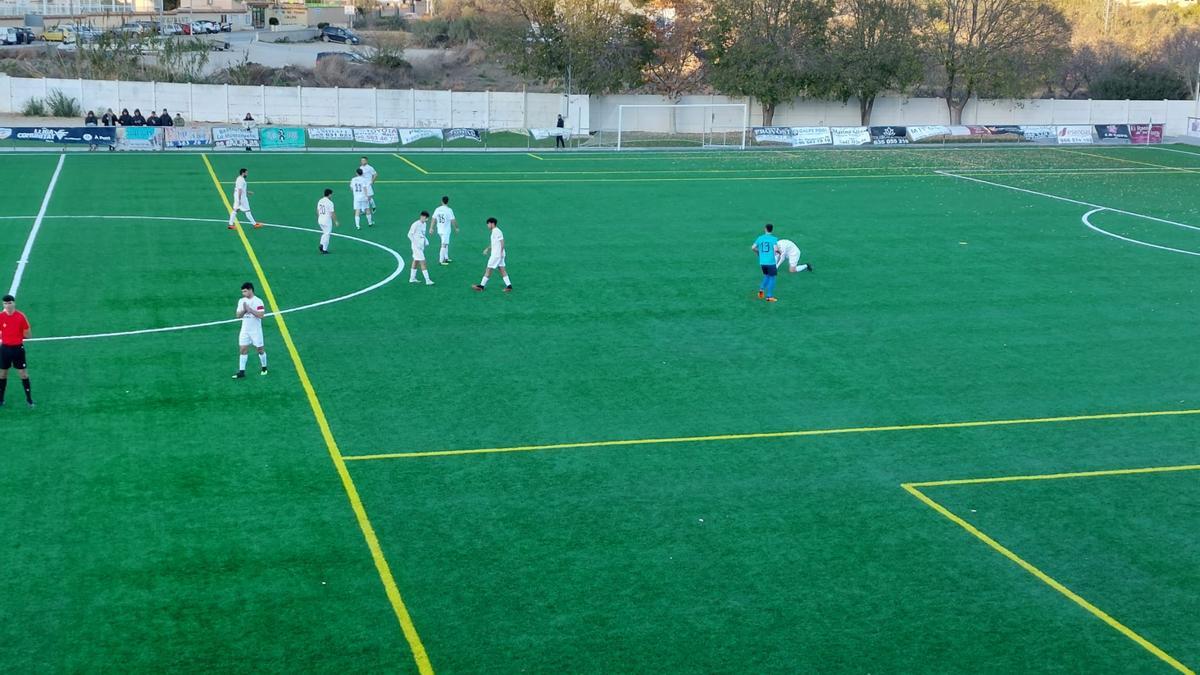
[0, 74, 1194, 135]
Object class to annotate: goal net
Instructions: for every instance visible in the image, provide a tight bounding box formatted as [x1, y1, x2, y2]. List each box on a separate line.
[595, 103, 748, 150]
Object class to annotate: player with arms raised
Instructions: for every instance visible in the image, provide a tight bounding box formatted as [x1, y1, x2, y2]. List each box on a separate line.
[233, 282, 267, 378]
[227, 168, 262, 230]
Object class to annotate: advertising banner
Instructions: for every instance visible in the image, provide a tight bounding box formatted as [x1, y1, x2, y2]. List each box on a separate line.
[907, 125, 950, 141]
[529, 128, 570, 141]
[1094, 124, 1131, 142]
[10, 127, 116, 144]
[0, 128, 12, 140]
[791, 127, 832, 146]
[1056, 125, 1093, 144]
[869, 126, 909, 145]
[212, 127, 260, 148]
[1189, 118, 1200, 138]
[985, 125, 1023, 135]
[164, 127, 210, 147]
[1129, 123, 1164, 144]
[1019, 125, 1056, 141]
[753, 126, 795, 144]
[397, 128, 442, 145]
[259, 127, 306, 149]
[116, 126, 163, 151]
[354, 127, 401, 144]
[946, 125, 991, 136]
[831, 127, 871, 146]
[307, 127, 354, 142]
[444, 128, 483, 143]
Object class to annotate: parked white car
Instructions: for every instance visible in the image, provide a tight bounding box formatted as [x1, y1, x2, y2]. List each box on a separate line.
[1, 27, 19, 45]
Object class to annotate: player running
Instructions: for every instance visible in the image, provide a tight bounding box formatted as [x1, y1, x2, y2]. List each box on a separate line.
[752, 223, 779, 302]
[431, 195, 459, 265]
[774, 238, 813, 273]
[227, 168, 262, 230]
[350, 169, 374, 230]
[317, 188, 338, 254]
[233, 282, 267, 378]
[408, 211, 435, 285]
[359, 156, 378, 210]
[472, 217, 512, 292]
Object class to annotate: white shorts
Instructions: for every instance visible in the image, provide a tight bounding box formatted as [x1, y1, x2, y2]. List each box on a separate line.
[487, 253, 506, 269]
[239, 326, 264, 348]
[235, 199, 251, 212]
[412, 247, 426, 262]
[353, 198, 370, 211]
[437, 227, 451, 242]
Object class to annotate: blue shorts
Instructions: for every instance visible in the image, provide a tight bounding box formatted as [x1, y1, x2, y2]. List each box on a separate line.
[760, 264, 778, 277]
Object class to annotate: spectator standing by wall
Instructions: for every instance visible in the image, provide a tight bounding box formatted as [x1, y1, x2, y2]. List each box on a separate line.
[555, 114, 565, 149]
[131, 109, 146, 125]
[160, 109, 174, 127]
[118, 108, 133, 126]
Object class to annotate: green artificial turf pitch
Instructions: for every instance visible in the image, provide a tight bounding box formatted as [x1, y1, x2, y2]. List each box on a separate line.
[2, 145, 1200, 673]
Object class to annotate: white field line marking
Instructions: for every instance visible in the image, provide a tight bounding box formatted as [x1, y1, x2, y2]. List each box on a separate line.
[9, 154, 65, 296]
[1143, 145, 1200, 159]
[24, 216, 405, 343]
[936, 171, 1200, 232]
[1082, 208, 1200, 258]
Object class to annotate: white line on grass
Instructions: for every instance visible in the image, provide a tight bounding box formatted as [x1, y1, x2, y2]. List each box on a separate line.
[935, 170, 1200, 232]
[23, 215, 406, 343]
[1082, 208, 1200, 257]
[9, 154, 65, 296]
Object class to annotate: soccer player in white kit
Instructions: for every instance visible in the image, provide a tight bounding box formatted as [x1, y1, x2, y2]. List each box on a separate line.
[431, 195, 459, 265]
[317, 188, 338, 254]
[233, 281, 267, 378]
[408, 211, 434, 285]
[227, 168, 262, 230]
[472, 217, 512, 292]
[359, 156, 378, 210]
[774, 239, 813, 273]
[350, 169, 374, 230]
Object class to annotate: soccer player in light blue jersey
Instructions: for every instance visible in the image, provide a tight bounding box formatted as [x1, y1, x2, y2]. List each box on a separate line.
[752, 223, 780, 302]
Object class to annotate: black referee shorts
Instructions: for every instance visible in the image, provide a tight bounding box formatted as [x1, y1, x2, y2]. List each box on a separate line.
[0, 345, 27, 370]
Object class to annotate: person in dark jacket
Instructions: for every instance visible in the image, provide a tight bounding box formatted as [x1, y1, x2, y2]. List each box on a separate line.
[147, 111, 160, 126]
[160, 109, 174, 127]
[131, 109, 146, 125]
[555, 114, 565, 148]
[101, 108, 117, 126]
[118, 108, 133, 126]
[84, 111, 98, 125]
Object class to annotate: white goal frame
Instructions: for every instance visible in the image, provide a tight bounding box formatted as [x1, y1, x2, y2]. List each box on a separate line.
[616, 103, 749, 150]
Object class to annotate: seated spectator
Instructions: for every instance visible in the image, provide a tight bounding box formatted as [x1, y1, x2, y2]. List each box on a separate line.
[147, 111, 160, 126]
[173, 112, 185, 126]
[84, 111, 98, 126]
[118, 108, 133, 126]
[101, 108, 117, 126]
[131, 109, 146, 126]
[160, 109, 174, 127]
[242, 112, 255, 130]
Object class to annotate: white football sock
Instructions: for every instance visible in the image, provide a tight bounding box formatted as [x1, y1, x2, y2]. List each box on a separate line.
[479, 276, 489, 286]
[354, 214, 361, 228]
[422, 269, 432, 282]
[367, 213, 374, 225]
[238, 354, 248, 370]
[258, 352, 267, 367]
[502, 275, 511, 286]
[228, 211, 237, 225]
[245, 211, 256, 224]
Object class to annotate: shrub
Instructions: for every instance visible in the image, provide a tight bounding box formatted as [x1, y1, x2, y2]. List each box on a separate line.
[21, 97, 47, 116]
[45, 89, 82, 117]
[317, 22, 329, 29]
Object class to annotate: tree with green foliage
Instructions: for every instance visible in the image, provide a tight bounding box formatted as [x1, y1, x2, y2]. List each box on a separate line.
[1090, 59, 1190, 100]
[642, 0, 710, 132]
[923, 0, 1070, 123]
[702, 0, 833, 126]
[826, 0, 923, 124]
[489, 0, 652, 94]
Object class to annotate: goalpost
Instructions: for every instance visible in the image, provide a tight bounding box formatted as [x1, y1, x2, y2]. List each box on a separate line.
[614, 103, 749, 150]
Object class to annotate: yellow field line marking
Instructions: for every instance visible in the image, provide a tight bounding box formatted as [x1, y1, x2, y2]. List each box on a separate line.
[903, 483, 1195, 674]
[341, 407, 1200, 461]
[392, 154, 430, 175]
[1055, 147, 1200, 173]
[201, 154, 434, 675]
[908, 463, 1200, 488]
[222, 168, 1180, 187]
[526, 153, 545, 160]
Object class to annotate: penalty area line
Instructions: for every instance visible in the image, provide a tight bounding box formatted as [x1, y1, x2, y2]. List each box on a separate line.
[393, 154, 430, 175]
[9, 154, 65, 296]
[341, 406, 1200, 461]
